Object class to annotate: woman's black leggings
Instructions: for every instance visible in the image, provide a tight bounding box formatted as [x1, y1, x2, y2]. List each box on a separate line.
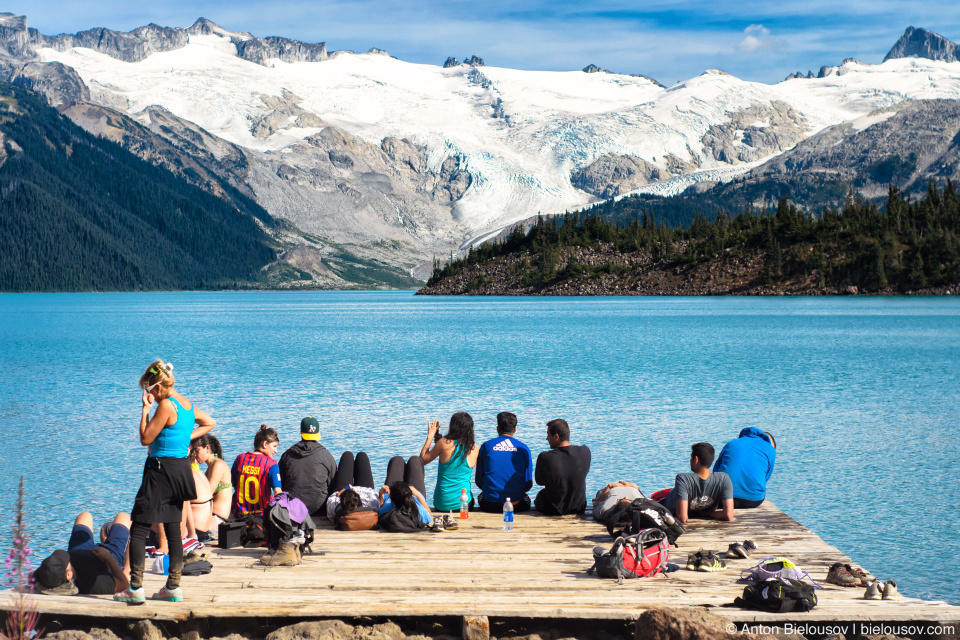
[332, 451, 375, 491]
[383, 456, 426, 497]
[129, 520, 183, 590]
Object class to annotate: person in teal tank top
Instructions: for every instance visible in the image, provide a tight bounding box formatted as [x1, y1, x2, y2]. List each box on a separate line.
[118, 360, 216, 606]
[420, 412, 480, 511]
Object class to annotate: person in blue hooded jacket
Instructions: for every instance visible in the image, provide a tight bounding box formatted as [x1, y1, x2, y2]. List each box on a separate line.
[712, 428, 776, 508]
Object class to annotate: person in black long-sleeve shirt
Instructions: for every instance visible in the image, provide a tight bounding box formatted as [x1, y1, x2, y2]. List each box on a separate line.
[534, 419, 591, 515]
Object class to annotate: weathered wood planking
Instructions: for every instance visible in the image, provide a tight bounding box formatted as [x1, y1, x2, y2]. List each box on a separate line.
[10, 503, 960, 623]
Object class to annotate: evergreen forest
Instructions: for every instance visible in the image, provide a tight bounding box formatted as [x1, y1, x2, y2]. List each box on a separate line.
[424, 183, 960, 294]
[0, 82, 280, 292]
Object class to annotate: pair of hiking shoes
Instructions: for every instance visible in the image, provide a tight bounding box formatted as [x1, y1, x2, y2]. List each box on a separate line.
[863, 579, 901, 601]
[686, 549, 727, 572]
[724, 540, 758, 559]
[430, 515, 460, 532]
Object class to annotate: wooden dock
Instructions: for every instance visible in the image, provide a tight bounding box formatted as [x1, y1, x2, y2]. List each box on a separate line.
[14, 503, 960, 626]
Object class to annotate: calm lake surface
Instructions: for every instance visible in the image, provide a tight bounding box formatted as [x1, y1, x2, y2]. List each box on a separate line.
[1, 292, 958, 603]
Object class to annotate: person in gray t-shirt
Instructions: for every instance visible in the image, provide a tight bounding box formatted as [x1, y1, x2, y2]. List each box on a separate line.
[659, 442, 735, 523]
[592, 481, 643, 522]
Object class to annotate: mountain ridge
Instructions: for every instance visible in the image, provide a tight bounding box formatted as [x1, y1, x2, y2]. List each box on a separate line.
[1, 14, 959, 282]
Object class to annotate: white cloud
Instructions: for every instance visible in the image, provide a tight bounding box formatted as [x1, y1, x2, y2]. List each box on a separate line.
[737, 24, 774, 53]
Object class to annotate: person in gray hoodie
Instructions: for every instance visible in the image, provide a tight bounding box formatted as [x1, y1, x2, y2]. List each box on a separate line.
[278, 417, 337, 519]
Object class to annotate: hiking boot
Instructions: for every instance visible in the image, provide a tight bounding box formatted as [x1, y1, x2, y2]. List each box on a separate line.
[696, 551, 727, 572]
[863, 580, 883, 600]
[845, 564, 872, 584]
[261, 542, 300, 566]
[882, 580, 901, 601]
[826, 562, 862, 587]
[442, 514, 459, 530]
[725, 542, 749, 559]
[113, 586, 145, 604]
[150, 586, 183, 602]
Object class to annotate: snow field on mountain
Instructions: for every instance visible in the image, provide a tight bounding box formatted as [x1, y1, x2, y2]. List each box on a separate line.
[38, 35, 960, 233]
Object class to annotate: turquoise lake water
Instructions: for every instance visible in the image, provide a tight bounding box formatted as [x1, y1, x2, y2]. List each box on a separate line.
[1, 292, 958, 603]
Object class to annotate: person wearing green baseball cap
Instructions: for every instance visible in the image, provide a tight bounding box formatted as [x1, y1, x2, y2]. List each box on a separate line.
[279, 417, 337, 520]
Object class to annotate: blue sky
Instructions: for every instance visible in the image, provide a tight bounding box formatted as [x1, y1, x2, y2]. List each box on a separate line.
[8, 0, 959, 84]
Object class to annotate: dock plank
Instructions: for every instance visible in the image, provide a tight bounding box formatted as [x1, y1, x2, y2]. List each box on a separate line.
[10, 503, 960, 623]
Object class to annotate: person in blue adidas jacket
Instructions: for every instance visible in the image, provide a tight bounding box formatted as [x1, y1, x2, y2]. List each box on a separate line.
[475, 412, 533, 513]
[712, 427, 776, 508]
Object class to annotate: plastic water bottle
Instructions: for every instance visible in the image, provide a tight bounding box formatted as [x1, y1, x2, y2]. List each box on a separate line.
[503, 497, 514, 530]
[460, 488, 469, 519]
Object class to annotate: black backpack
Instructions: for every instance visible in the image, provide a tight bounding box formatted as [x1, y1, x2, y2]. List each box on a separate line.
[378, 508, 425, 533]
[735, 577, 818, 613]
[606, 498, 685, 545]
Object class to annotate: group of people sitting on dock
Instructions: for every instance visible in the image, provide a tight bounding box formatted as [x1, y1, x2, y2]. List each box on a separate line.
[30, 360, 777, 605]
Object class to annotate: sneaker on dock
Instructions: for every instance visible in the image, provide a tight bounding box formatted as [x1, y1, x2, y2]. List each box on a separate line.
[826, 562, 862, 587]
[743, 540, 758, 552]
[442, 514, 459, 530]
[685, 550, 704, 571]
[113, 586, 145, 604]
[863, 580, 884, 600]
[724, 542, 750, 559]
[882, 580, 901, 601]
[150, 586, 183, 602]
[696, 551, 727, 572]
[430, 516, 445, 532]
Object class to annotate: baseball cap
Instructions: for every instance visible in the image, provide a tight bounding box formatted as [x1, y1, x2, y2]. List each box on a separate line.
[34, 550, 77, 595]
[300, 417, 321, 441]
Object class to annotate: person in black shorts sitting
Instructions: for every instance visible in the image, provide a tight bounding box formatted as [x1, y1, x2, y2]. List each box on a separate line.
[33, 512, 131, 596]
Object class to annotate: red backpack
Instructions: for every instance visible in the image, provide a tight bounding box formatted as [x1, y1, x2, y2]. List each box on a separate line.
[588, 529, 669, 583]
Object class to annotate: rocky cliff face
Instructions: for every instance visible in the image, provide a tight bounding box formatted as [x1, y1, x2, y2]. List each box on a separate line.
[37, 24, 189, 63]
[701, 101, 808, 164]
[884, 27, 960, 63]
[234, 36, 329, 66]
[572, 154, 693, 199]
[755, 99, 960, 196]
[8, 61, 88, 107]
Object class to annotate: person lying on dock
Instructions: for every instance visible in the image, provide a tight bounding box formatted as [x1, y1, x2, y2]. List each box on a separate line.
[592, 481, 643, 523]
[475, 412, 533, 513]
[325, 451, 381, 530]
[33, 512, 131, 597]
[713, 428, 776, 508]
[378, 456, 433, 532]
[279, 417, 337, 522]
[534, 419, 591, 515]
[653, 442, 734, 523]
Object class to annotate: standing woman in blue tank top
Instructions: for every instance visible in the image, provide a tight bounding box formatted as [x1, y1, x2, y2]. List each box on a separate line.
[115, 360, 216, 605]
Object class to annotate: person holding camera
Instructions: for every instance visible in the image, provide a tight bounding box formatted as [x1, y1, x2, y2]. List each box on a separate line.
[420, 412, 480, 512]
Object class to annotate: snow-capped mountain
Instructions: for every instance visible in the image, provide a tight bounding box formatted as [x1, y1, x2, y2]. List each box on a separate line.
[3, 15, 960, 275]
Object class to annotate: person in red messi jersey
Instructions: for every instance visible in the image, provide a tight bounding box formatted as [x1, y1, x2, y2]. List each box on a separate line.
[231, 425, 283, 518]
